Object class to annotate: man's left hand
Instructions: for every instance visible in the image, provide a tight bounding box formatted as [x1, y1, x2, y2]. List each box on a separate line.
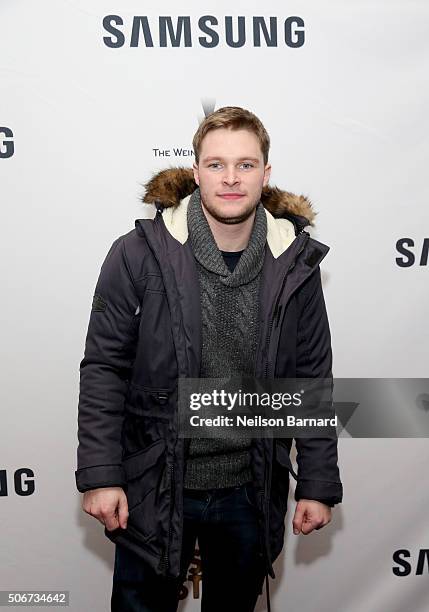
[292, 499, 332, 535]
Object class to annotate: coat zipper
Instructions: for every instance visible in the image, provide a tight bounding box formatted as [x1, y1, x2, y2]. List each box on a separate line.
[159, 461, 175, 575]
[158, 388, 175, 576]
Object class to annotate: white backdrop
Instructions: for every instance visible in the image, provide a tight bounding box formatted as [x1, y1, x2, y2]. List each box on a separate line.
[1, 1, 428, 611]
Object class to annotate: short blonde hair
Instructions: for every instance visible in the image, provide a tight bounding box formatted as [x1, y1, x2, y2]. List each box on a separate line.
[192, 106, 270, 165]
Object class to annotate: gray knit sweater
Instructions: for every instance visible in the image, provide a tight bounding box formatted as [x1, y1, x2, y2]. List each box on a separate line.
[183, 187, 267, 489]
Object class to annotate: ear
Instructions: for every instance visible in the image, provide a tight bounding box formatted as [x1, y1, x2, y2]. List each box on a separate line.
[193, 162, 200, 186]
[263, 163, 271, 187]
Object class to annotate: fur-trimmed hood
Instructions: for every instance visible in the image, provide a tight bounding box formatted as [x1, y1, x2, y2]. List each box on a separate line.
[138, 166, 320, 259]
[140, 166, 316, 227]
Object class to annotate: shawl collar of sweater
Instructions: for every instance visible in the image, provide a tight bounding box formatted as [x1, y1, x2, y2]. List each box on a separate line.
[186, 187, 267, 287]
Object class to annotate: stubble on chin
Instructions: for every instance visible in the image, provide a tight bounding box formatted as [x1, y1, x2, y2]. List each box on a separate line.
[200, 196, 258, 225]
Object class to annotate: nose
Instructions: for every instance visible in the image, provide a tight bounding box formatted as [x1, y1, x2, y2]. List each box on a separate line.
[222, 166, 239, 186]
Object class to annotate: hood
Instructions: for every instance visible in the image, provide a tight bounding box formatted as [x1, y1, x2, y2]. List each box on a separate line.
[138, 166, 319, 259]
[140, 166, 316, 227]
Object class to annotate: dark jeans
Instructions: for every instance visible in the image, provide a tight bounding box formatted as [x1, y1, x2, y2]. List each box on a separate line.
[111, 482, 266, 612]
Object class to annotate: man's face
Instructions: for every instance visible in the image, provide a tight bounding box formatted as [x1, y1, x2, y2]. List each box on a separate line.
[192, 128, 271, 225]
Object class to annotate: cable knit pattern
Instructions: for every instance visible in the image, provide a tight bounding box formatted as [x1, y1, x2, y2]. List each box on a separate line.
[183, 187, 267, 489]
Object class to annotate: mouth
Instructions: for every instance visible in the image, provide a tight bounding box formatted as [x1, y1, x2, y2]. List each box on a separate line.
[217, 193, 245, 200]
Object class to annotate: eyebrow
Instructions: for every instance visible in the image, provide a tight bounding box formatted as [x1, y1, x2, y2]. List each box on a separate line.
[202, 156, 260, 164]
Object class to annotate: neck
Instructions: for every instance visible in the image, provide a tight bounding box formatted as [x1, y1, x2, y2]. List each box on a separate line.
[200, 205, 256, 252]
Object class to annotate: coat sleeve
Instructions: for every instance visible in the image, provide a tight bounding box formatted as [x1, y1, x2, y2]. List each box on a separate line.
[294, 265, 343, 506]
[75, 235, 141, 493]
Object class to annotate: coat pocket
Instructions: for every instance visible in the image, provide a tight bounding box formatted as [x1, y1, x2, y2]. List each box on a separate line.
[125, 384, 175, 418]
[122, 438, 167, 541]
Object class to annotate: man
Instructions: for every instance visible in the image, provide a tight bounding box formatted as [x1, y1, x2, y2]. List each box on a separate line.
[75, 106, 343, 612]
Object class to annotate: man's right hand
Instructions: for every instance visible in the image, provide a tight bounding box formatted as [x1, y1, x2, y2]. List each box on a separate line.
[82, 487, 129, 531]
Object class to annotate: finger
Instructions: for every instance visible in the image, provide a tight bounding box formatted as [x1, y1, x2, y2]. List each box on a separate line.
[102, 508, 120, 532]
[118, 496, 129, 529]
[293, 506, 305, 535]
[306, 515, 326, 533]
[301, 519, 315, 535]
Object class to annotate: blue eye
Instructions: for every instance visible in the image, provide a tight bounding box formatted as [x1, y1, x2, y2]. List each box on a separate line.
[208, 162, 254, 170]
